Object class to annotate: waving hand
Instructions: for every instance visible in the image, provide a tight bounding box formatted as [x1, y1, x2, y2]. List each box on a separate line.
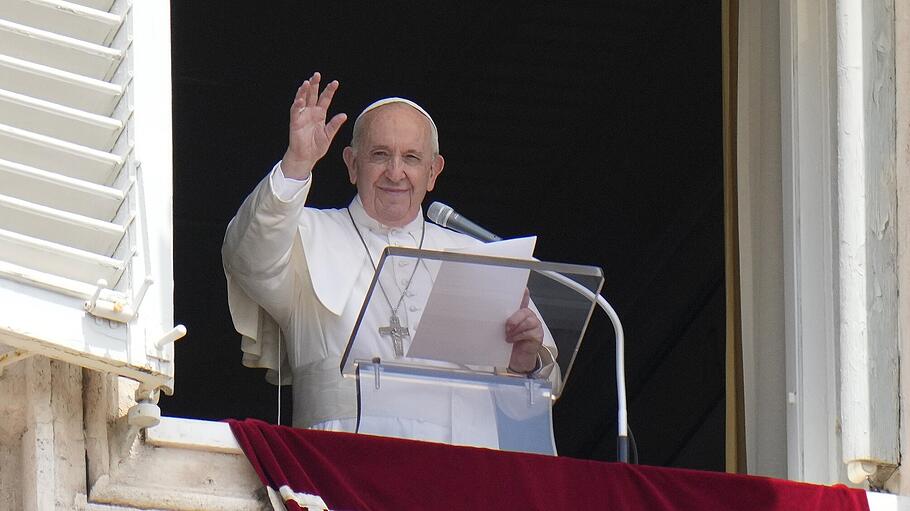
[281, 72, 348, 179]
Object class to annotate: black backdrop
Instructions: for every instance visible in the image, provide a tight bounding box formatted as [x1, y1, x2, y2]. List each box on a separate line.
[164, 2, 725, 470]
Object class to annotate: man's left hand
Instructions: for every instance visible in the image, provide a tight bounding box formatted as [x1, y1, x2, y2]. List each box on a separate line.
[505, 288, 544, 373]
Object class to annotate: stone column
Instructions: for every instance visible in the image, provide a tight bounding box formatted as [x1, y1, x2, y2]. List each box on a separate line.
[20, 357, 87, 510]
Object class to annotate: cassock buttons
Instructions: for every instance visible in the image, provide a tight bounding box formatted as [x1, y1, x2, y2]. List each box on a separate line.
[408, 305, 419, 312]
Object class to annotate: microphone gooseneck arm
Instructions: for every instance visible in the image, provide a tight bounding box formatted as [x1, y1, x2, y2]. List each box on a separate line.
[427, 201, 631, 462]
[536, 269, 629, 463]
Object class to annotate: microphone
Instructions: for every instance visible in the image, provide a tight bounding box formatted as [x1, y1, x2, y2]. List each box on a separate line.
[427, 201, 502, 242]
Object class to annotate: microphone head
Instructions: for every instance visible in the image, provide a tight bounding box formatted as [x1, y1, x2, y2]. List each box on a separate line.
[427, 201, 453, 226]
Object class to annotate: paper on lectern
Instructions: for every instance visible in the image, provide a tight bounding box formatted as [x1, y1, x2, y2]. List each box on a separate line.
[406, 236, 537, 367]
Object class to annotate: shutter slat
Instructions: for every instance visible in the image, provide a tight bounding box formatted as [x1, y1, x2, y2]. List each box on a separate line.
[62, 0, 115, 13]
[1, 0, 123, 46]
[0, 259, 112, 299]
[0, 54, 123, 115]
[0, 123, 123, 185]
[0, 227, 125, 285]
[0, 18, 123, 80]
[0, 88, 122, 150]
[0, 194, 126, 256]
[0, 158, 123, 220]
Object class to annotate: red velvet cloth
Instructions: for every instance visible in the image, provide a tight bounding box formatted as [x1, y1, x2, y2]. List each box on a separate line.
[228, 418, 869, 511]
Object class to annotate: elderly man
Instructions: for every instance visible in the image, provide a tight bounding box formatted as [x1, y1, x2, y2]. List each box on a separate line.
[223, 72, 556, 446]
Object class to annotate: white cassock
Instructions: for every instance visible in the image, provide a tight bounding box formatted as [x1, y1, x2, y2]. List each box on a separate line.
[223, 163, 558, 448]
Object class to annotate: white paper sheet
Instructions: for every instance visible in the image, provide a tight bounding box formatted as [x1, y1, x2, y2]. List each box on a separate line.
[406, 236, 537, 367]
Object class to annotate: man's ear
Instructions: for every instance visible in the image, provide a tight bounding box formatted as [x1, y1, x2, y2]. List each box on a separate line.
[343, 146, 357, 184]
[426, 154, 444, 191]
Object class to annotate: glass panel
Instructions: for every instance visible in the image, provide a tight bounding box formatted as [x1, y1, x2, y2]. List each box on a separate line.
[356, 361, 556, 455]
[341, 246, 604, 396]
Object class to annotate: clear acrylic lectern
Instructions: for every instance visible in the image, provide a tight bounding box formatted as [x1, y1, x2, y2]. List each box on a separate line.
[340, 246, 603, 455]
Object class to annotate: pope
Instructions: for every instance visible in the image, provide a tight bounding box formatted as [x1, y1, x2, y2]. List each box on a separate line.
[222, 72, 557, 445]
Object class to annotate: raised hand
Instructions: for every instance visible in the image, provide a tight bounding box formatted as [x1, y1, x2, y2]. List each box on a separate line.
[505, 288, 544, 373]
[281, 72, 348, 179]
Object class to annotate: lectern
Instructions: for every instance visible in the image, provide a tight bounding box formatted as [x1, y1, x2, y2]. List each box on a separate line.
[340, 246, 603, 455]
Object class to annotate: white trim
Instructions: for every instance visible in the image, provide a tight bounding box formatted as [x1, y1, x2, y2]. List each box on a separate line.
[129, 0, 176, 379]
[866, 492, 910, 511]
[778, 0, 842, 484]
[895, 0, 910, 496]
[835, 0, 900, 471]
[737, 0, 787, 478]
[280, 485, 328, 510]
[145, 417, 244, 455]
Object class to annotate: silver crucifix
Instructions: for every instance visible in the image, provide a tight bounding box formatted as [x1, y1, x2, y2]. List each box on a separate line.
[378, 314, 409, 357]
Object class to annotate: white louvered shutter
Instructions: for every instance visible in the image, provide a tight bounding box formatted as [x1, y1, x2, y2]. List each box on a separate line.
[0, 0, 179, 397]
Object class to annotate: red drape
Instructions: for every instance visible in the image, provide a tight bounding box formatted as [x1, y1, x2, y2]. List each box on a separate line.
[228, 418, 869, 511]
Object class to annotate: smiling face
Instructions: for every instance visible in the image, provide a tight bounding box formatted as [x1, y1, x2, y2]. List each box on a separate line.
[343, 103, 444, 227]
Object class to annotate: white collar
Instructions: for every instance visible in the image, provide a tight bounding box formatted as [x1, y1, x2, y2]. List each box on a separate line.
[348, 195, 425, 236]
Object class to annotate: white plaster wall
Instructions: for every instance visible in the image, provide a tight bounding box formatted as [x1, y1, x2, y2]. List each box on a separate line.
[836, 0, 900, 474]
[896, 0, 910, 496]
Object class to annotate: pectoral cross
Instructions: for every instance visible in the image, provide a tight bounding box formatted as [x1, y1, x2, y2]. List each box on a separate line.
[378, 314, 409, 358]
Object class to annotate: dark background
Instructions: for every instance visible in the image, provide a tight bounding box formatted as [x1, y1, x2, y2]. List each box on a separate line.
[163, 2, 726, 470]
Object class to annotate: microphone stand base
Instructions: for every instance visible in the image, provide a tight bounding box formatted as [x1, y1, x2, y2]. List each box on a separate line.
[617, 435, 631, 463]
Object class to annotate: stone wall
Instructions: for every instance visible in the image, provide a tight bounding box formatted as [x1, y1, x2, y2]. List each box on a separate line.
[0, 356, 269, 511]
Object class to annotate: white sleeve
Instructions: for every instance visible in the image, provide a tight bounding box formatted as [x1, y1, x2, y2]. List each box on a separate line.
[223, 161, 312, 326]
[271, 161, 311, 201]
